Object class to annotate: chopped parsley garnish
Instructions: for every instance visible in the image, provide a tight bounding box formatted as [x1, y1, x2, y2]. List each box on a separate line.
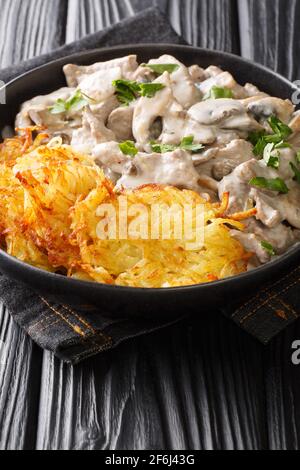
[139, 83, 166, 98]
[112, 80, 141, 106]
[263, 143, 280, 169]
[119, 141, 138, 157]
[49, 90, 94, 114]
[296, 151, 300, 164]
[268, 115, 293, 140]
[261, 241, 276, 256]
[248, 130, 265, 146]
[248, 116, 293, 157]
[150, 142, 176, 153]
[112, 79, 165, 105]
[150, 136, 204, 154]
[180, 136, 205, 153]
[290, 162, 300, 184]
[142, 63, 180, 75]
[204, 86, 234, 100]
[249, 176, 289, 194]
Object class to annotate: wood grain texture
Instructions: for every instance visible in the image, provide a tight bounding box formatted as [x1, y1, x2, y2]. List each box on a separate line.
[263, 322, 300, 450]
[65, 0, 240, 51]
[238, 0, 300, 80]
[35, 315, 266, 450]
[0, 304, 43, 450]
[0, 0, 300, 451]
[0, 0, 68, 68]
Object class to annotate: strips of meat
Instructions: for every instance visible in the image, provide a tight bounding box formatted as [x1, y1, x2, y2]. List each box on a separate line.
[63, 55, 139, 87]
[148, 55, 201, 108]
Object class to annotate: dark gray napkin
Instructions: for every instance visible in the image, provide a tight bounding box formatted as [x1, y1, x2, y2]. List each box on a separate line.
[0, 7, 185, 84]
[0, 7, 299, 363]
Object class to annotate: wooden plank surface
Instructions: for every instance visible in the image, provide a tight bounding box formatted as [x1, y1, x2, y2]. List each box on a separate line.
[238, 0, 300, 81]
[0, 0, 299, 450]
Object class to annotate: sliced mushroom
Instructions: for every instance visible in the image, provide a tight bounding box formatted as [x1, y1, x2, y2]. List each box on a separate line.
[188, 99, 262, 132]
[247, 97, 294, 124]
[107, 106, 134, 142]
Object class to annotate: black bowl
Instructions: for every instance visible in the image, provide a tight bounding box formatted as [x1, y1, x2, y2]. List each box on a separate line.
[0, 44, 299, 320]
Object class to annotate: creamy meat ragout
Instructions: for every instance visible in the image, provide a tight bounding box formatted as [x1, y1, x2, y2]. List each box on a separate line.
[16, 54, 300, 267]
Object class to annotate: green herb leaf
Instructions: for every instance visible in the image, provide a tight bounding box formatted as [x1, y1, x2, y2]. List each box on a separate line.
[112, 79, 141, 106]
[150, 136, 204, 154]
[263, 143, 280, 169]
[253, 137, 268, 157]
[266, 155, 280, 169]
[49, 99, 68, 114]
[204, 86, 234, 100]
[49, 89, 93, 114]
[296, 151, 300, 164]
[274, 140, 291, 149]
[139, 83, 165, 98]
[119, 141, 138, 157]
[268, 116, 292, 140]
[112, 79, 165, 104]
[248, 131, 266, 146]
[66, 90, 90, 112]
[290, 162, 300, 184]
[150, 141, 177, 153]
[261, 241, 276, 256]
[180, 136, 204, 153]
[142, 63, 180, 75]
[249, 116, 293, 157]
[249, 176, 289, 194]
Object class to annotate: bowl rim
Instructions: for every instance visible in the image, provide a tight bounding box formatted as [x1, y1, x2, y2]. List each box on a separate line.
[1, 43, 300, 294]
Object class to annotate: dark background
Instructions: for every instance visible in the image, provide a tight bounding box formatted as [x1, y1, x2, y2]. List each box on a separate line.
[1, 0, 300, 450]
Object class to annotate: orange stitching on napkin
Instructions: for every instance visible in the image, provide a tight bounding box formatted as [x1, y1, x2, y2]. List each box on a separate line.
[239, 276, 300, 324]
[40, 297, 113, 354]
[278, 299, 299, 319]
[274, 310, 288, 321]
[267, 303, 288, 321]
[60, 304, 112, 345]
[232, 265, 300, 319]
[40, 297, 85, 337]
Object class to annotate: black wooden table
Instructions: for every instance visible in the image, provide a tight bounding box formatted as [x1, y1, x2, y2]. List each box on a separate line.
[1, 0, 300, 451]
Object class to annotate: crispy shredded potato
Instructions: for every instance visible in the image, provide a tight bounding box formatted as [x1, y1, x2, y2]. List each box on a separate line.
[0, 131, 253, 288]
